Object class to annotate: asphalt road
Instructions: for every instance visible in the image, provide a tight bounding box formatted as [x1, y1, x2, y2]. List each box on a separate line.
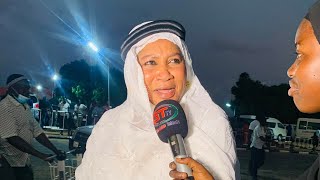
[238, 150, 318, 180]
[30, 138, 319, 180]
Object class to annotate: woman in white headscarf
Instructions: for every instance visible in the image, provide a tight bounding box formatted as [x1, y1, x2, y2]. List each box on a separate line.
[75, 20, 240, 180]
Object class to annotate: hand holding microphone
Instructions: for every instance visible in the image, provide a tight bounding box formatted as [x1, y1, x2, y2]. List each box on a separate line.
[153, 100, 214, 180]
[169, 157, 214, 180]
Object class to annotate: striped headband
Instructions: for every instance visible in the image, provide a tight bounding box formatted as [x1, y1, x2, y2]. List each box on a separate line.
[7, 76, 28, 88]
[120, 20, 186, 60]
[305, 0, 320, 44]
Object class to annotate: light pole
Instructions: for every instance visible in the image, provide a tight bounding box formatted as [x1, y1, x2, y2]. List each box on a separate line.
[226, 103, 236, 117]
[87, 41, 110, 108]
[107, 65, 110, 107]
[52, 74, 59, 97]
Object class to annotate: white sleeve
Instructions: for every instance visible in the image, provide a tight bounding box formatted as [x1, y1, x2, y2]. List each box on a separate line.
[199, 108, 240, 180]
[257, 126, 266, 137]
[249, 121, 254, 130]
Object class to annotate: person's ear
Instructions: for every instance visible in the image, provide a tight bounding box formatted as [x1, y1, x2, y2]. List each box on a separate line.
[8, 87, 19, 97]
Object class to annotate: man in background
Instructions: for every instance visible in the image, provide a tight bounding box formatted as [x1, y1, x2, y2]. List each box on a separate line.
[0, 74, 65, 180]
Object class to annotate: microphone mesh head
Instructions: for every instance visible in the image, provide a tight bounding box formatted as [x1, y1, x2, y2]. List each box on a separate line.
[153, 100, 188, 143]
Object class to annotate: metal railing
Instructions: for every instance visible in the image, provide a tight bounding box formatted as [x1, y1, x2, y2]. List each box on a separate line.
[47, 149, 83, 180]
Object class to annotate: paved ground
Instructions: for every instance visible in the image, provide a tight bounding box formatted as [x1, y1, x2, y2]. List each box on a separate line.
[31, 138, 72, 180]
[238, 150, 318, 180]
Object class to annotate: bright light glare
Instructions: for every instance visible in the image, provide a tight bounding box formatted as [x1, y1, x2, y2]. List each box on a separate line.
[52, 74, 59, 81]
[36, 85, 43, 91]
[226, 103, 231, 107]
[88, 41, 99, 52]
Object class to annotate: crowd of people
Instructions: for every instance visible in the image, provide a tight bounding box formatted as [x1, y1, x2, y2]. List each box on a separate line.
[36, 94, 108, 135]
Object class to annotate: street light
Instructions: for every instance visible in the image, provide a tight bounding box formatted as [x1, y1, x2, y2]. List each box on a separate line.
[36, 84, 43, 91]
[52, 74, 59, 81]
[51, 74, 59, 97]
[226, 103, 236, 117]
[87, 41, 110, 107]
[87, 41, 99, 52]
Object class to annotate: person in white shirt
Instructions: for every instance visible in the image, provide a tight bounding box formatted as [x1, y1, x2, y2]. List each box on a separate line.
[57, 97, 71, 135]
[74, 99, 87, 127]
[249, 119, 260, 132]
[249, 114, 267, 180]
[248, 118, 260, 149]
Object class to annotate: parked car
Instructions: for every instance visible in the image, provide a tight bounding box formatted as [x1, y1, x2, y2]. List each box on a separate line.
[296, 118, 320, 139]
[69, 125, 94, 153]
[266, 118, 287, 140]
[238, 115, 287, 140]
[230, 115, 274, 147]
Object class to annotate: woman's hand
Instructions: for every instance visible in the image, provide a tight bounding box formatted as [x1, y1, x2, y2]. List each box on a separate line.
[169, 157, 214, 180]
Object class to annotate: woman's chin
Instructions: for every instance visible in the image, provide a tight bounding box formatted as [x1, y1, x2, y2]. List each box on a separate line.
[296, 102, 320, 114]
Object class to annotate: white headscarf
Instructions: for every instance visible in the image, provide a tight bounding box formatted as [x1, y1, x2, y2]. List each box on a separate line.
[76, 23, 240, 180]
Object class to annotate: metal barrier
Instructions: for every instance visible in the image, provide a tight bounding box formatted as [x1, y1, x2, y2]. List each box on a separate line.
[284, 136, 291, 149]
[293, 137, 299, 147]
[290, 137, 320, 152]
[47, 149, 83, 180]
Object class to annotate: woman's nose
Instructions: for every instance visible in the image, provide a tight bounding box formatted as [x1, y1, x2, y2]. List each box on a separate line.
[156, 66, 173, 81]
[287, 62, 297, 78]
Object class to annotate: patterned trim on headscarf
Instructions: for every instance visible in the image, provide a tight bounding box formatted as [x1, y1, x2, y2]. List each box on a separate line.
[120, 20, 186, 60]
[305, 1, 320, 44]
[6, 76, 28, 88]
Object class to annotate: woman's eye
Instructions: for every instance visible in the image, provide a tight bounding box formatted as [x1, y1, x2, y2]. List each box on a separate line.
[169, 58, 182, 64]
[144, 60, 157, 65]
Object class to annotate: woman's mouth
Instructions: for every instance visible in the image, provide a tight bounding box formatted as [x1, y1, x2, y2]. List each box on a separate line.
[288, 87, 298, 96]
[288, 80, 299, 96]
[155, 88, 175, 99]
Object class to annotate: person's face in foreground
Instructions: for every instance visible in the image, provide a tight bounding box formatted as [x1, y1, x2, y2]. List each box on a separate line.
[137, 39, 186, 105]
[287, 19, 320, 113]
[16, 80, 31, 98]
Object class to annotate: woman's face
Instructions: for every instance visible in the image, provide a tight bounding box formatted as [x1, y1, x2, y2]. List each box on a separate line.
[287, 19, 320, 113]
[137, 39, 186, 105]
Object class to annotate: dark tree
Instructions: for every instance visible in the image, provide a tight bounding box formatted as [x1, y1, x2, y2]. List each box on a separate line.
[230, 72, 320, 124]
[56, 59, 126, 108]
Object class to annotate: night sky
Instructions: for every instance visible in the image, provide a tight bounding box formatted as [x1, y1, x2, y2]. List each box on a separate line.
[0, 0, 316, 115]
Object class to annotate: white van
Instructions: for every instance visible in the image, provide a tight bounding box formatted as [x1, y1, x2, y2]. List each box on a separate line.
[296, 118, 320, 139]
[266, 118, 287, 140]
[239, 115, 287, 140]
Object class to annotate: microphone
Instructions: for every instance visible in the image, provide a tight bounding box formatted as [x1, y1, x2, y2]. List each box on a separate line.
[153, 100, 194, 180]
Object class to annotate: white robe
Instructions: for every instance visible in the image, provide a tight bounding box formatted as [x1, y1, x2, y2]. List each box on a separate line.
[75, 33, 240, 180]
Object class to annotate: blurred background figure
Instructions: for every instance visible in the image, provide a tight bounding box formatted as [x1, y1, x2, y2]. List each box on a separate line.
[242, 122, 249, 146]
[48, 92, 59, 127]
[311, 132, 319, 152]
[73, 99, 87, 127]
[58, 97, 71, 135]
[91, 101, 105, 125]
[39, 96, 50, 128]
[249, 114, 267, 180]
